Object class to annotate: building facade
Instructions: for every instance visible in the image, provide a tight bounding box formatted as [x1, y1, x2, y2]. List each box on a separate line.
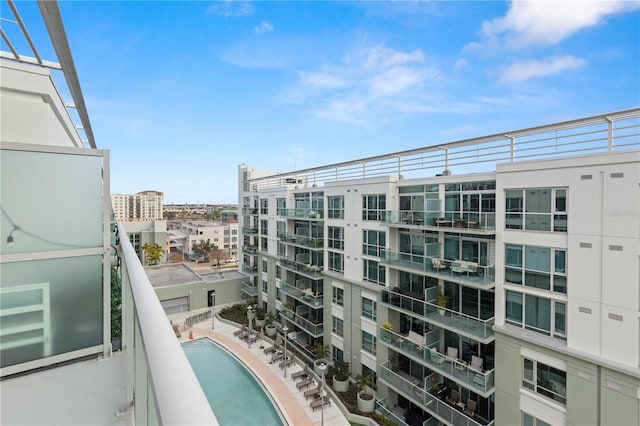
[111, 190, 164, 221]
[238, 110, 640, 426]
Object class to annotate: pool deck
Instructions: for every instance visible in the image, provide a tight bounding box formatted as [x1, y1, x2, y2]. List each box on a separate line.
[183, 320, 351, 426]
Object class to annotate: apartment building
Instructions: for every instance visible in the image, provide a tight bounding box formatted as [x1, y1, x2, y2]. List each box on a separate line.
[238, 110, 640, 426]
[181, 220, 239, 259]
[111, 190, 164, 221]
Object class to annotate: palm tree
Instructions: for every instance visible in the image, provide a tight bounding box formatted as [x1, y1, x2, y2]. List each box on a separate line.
[141, 243, 164, 265]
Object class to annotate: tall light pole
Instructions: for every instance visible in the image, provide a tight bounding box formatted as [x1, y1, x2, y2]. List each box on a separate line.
[319, 362, 327, 426]
[210, 290, 215, 330]
[282, 325, 289, 378]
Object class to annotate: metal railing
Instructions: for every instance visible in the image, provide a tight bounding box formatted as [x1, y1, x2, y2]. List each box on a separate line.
[279, 280, 324, 308]
[375, 397, 410, 426]
[277, 231, 324, 249]
[241, 264, 258, 275]
[118, 223, 217, 425]
[281, 305, 323, 336]
[381, 250, 495, 287]
[278, 257, 323, 279]
[381, 210, 496, 232]
[246, 108, 639, 191]
[379, 362, 493, 426]
[241, 281, 259, 296]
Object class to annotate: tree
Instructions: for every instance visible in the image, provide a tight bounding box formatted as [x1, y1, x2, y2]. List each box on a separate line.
[210, 247, 228, 266]
[192, 239, 214, 261]
[142, 243, 164, 265]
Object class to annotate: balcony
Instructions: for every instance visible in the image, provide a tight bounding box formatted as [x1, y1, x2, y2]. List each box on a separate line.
[242, 264, 258, 275]
[379, 362, 493, 426]
[242, 245, 257, 254]
[241, 207, 258, 215]
[278, 257, 323, 280]
[241, 280, 259, 297]
[375, 397, 411, 426]
[278, 208, 324, 220]
[379, 328, 495, 396]
[277, 231, 324, 250]
[381, 250, 495, 289]
[381, 210, 496, 233]
[279, 280, 323, 308]
[242, 226, 259, 235]
[281, 305, 323, 337]
[381, 288, 428, 318]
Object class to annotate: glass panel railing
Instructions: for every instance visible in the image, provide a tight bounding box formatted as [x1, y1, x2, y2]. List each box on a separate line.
[375, 397, 410, 426]
[278, 208, 324, 219]
[381, 210, 495, 231]
[281, 306, 323, 336]
[277, 232, 324, 249]
[379, 327, 495, 394]
[279, 280, 323, 308]
[242, 245, 257, 254]
[241, 207, 258, 215]
[381, 288, 427, 317]
[241, 281, 258, 296]
[422, 300, 495, 341]
[381, 250, 495, 287]
[278, 257, 323, 279]
[380, 362, 493, 426]
[241, 264, 258, 275]
[241, 226, 258, 234]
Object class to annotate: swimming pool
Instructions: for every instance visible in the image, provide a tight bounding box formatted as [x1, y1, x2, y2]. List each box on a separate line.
[182, 338, 285, 426]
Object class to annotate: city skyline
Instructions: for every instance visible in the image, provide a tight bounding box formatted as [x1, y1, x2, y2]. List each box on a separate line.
[10, 0, 639, 203]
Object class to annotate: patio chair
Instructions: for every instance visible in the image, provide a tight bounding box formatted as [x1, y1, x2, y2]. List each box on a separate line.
[429, 348, 445, 366]
[279, 356, 294, 369]
[304, 383, 322, 399]
[470, 355, 484, 372]
[431, 257, 446, 271]
[233, 325, 247, 337]
[446, 389, 460, 405]
[270, 352, 284, 363]
[310, 394, 331, 411]
[446, 346, 458, 360]
[246, 333, 258, 344]
[263, 335, 282, 354]
[292, 365, 309, 381]
[296, 377, 313, 390]
[464, 399, 476, 417]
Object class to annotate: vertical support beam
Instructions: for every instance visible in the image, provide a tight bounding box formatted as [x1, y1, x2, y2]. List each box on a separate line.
[102, 150, 111, 358]
[606, 117, 613, 151]
[507, 136, 515, 162]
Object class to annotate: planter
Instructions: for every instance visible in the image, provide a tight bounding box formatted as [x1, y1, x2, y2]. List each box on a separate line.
[438, 308, 445, 316]
[314, 359, 328, 376]
[333, 375, 349, 393]
[255, 318, 266, 328]
[265, 325, 277, 337]
[111, 336, 122, 352]
[357, 391, 375, 413]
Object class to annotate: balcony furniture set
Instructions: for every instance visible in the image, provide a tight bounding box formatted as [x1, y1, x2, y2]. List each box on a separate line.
[434, 217, 479, 229]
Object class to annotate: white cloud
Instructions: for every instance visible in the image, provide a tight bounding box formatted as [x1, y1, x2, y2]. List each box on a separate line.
[207, 1, 254, 17]
[476, 0, 640, 49]
[254, 21, 274, 35]
[500, 55, 587, 82]
[454, 58, 468, 70]
[300, 72, 347, 89]
[369, 67, 429, 97]
[364, 46, 425, 69]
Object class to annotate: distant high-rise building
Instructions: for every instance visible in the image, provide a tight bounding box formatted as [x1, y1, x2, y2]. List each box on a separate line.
[111, 190, 164, 221]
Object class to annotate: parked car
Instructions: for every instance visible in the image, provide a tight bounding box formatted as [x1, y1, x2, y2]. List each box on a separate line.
[225, 258, 238, 263]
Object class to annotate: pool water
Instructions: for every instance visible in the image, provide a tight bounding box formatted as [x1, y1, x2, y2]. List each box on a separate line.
[182, 338, 284, 426]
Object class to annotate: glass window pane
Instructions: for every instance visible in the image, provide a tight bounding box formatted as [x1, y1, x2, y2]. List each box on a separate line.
[555, 189, 567, 212]
[506, 291, 523, 325]
[506, 190, 523, 213]
[525, 295, 551, 334]
[525, 247, 550, 272]
[555, 250, 566, 273]
[555, 302, 566, 335]
[523, 358, 534, 382]
[505, 245, 523, 267]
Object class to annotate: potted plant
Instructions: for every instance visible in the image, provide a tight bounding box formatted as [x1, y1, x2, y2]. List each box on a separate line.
[313, 343, 330, 375]
[332, 361, 350, 392]
[355, 373, 375, 413]
[255, 307, 266, 328]
[264, 312, 277, 337]
[437, 289, 448, 316]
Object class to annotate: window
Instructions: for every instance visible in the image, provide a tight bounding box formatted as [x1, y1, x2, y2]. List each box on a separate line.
[328, 195, 344, 219]
[506, 291, 566, 340]
[522, 358, 566, 405]
[505, 188, 567, 232]
[260, 198, 268, 215]
[327, 226, 344, 250]
[332, 316, 344, 337]
[362, 194, 386, 221]
[260, 237, 268, 251]
[276, 198, 286, 216]
[362, 297, 377, 321]
[362, 331, 377, 355]
[363, 259, 386, 285]
[505, 245, 567, 293]
[522, 413, 552, 426]
[363, 230, 386, 257]
[333, 286, 344, 306]
[328, 251, 344, 273]
[260, 219, 268, 236]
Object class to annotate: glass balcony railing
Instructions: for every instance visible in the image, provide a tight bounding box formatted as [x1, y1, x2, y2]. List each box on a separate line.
[278, 257, 323, 279]
[277, 232, 324, 249]
[118, 224, 216, 425]
[281, 306, 323, 336]
[241, 207, 258, 215]
[379, 362, 493, 426]
[278, 208, 324, 219]
[241, 264, 258, 275]
[381, 210, 495, 232]
[379, 327, 495, 394]
[279, 280, 323, 308]
[423, 303, 494, 343]
[380, 250, 495, 287]
[241, 226, 259, 234]
[375, 397, 411, 426]
[242, 245, 257, 254]
[241, 281, 259, 296]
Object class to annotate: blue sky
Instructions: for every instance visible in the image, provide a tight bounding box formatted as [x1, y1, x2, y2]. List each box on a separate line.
[10, 1, 640, 203]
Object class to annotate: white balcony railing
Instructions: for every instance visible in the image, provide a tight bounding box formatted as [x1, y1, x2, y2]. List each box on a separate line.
[119, 223, 217, 425]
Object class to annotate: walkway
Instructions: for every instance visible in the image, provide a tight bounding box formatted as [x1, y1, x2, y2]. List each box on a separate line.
[180, 318, 350, 426]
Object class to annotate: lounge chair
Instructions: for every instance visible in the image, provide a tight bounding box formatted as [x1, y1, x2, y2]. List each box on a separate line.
[172, 324, 181, 338]
[310, 395, 331, 411]
[446, 389, 460, 405]
[292, 365, 309, 380]
[279, 356, 294, 369]
[464, 399, 477, 417]
[246, 333, 258, 344]
[304, 383, 321, 399]
[233, 325, 247, 337]
[296, 377, 313, 390]
[264, 335, 282, 354]
[270, 352, 284, 363]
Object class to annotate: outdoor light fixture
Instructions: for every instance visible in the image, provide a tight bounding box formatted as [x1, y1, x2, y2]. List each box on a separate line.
[319, 362, 327, 426]
[282, 325, 289, 378]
